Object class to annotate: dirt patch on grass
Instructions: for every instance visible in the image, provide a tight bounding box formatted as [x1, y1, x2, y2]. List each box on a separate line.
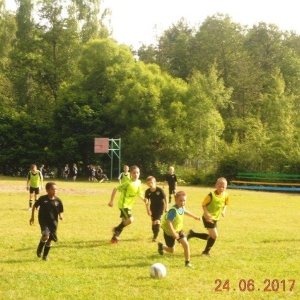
[0, 181, 110, 195]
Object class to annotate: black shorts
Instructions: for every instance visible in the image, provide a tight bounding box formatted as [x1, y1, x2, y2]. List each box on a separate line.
[168, 188, 176, 195]
[29, 187, 40, 194]
[119, 208, 132, 219]
[151, 210, 163, 221]
[202, 216, 217, 229]
[163, 230, 185, 248]
[40, 225, 58, 242]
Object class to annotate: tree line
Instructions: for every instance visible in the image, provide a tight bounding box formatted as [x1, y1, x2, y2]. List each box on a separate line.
[1, 0, 300, 182]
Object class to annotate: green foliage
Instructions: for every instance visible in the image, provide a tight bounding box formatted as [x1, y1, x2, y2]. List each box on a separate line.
[1, 6, 300, 176]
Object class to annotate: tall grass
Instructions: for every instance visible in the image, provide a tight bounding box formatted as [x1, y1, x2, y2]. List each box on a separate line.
[0, 176, 299, 299]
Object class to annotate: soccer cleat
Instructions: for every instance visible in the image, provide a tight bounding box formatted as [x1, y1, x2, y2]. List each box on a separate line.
[42, 256, 48, 261]
[152, 238, 157, 242]
[201, 251, 211, 257]
[110, 236, 119, 244]
[158, 242, 164, 255]
[187, 229, 195, 240]
[185, 262, 194, 268]
[28, 207, 32, 211]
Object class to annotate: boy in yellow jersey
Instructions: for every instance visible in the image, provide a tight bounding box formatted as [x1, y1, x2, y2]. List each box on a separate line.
[158, 191, 201, 268]
[187, 177, 229, 257]
[26, 164, 43, 211]
[108, 165, 145, 243]
[118, 165, 131, 184]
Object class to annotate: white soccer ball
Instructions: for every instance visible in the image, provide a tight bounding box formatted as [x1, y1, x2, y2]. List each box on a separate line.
[150, 263, 167, 279]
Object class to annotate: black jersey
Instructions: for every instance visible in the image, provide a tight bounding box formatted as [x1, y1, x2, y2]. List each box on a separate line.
[34, 195, 64, 230]
[145, 187, 166, 212]
[165, 174, 177, 190]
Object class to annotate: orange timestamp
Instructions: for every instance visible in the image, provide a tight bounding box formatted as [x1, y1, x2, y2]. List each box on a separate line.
[214, 279, 295, 292]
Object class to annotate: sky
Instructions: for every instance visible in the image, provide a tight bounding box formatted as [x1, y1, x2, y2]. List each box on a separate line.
[5, 0, 300, 49]
[102, 0, 300, 49]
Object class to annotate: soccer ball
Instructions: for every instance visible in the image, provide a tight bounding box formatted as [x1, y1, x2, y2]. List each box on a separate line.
[150, 263, 167, 279]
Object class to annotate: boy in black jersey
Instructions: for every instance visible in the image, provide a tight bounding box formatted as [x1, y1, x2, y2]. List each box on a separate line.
[164, 166, 177, 203]
[29, 182, 64, 261]
[145, 176, 168, 242]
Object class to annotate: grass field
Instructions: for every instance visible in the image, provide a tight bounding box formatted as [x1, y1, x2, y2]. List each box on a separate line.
[0, 176, 299, 300]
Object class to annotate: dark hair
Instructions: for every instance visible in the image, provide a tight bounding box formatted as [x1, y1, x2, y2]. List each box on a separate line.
[45, 182, 56, 190]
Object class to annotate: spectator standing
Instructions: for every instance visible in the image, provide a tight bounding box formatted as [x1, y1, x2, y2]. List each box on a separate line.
[63, 164, 70, 181]
[71, 163, 78, 181]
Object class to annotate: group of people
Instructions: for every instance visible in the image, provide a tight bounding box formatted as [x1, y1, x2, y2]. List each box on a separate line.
[109, 165, 229, 268]
[27, 163, 229, 266]
[63, 163, 78, 181]
[87, 164, 109, 182]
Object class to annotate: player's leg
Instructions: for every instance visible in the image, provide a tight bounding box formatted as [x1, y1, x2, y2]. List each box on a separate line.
[42, 229, 57, 261]
[152, 219, 160, 242]
[187, 216, 210, 240]
[168, 187, 172, 203]
[34, 188, 40, 205]
[178, 234, 193, 267]
[158, 233, 175, 255]
[111, 209, 133, 243]
[202, 227, 218, 256]
[37, 227, 50, 258]
[187, 230, 209, 240]
[43, 239, 52, 261]
[151, 211, 162, 241]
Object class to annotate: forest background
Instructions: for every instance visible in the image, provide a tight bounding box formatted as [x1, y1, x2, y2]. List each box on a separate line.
[1, 0, 300, 183]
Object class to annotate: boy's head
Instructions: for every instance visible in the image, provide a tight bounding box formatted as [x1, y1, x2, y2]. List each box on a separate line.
[45, 182, 57, 197]
[130, 165, 140, 180]
[123, 165, 129, 172]
[215, 177, 227, 194]
[146, 176, 156, 188]
[175, 191, 186, 207]
[30, 164, 37, 172]
[168, 166, 174, 174]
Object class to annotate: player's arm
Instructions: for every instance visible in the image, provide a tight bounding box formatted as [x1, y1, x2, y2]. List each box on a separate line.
[202, 195, 212, 221]
[221, 205, 227, 217]
[108, 188, 117, 207]
[185, 210, 201, 221]
[59, 213, 64, 221]
[163, 198, 168, 212]
[118, 173, 122, 184]
[222, 197, 229, 217]
[39, 172, 43, 189]
[202, 205, 212, 222]
[145, 198, 151, 215]
[29, 205, 37, 225]
[26, 175, 30, 191]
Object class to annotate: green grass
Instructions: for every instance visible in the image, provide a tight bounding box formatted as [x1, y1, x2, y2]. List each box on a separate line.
[0, 176, 299, 299]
